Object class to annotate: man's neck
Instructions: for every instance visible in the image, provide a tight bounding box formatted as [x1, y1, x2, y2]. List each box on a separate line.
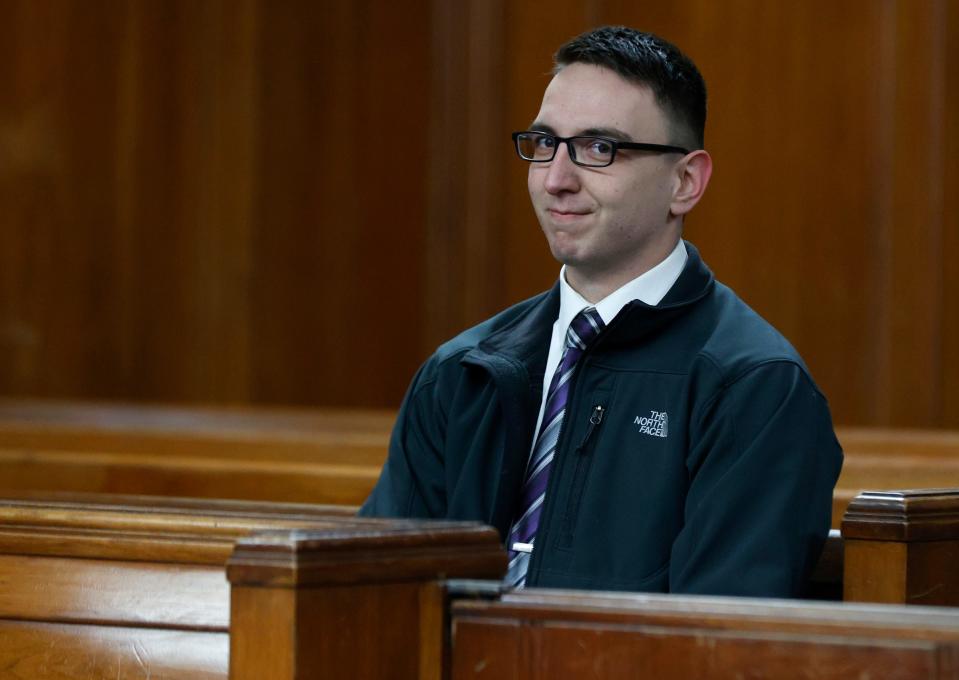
[565, 238, 684, 304]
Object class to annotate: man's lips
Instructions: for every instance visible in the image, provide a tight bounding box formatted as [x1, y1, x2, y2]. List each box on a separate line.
[547, 208, 592, 221]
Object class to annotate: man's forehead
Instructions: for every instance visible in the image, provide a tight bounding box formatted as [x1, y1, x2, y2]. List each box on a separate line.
[532, 63, 665, 139]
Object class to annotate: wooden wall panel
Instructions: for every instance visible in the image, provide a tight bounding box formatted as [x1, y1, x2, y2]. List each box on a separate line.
[120, 1, 258, 402]
[425, 0, 508, 343]
[247, 0, 431, 406]
[0, 0, 956, 425]
[0, 2, 127, 397]
[0, 0, 430, 408]
[940, 0, 959, 427]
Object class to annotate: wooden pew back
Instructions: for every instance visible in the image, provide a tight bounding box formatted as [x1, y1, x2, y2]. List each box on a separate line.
[833, 427, 959, 526]
[0, 399, 390, 505]
[225, 510, 959, 680]
[842, 489, 959, 606]
[450, 589, 959, 679]
[839, 427, 959, 458]
[0, 493, 366, 679]
[1, 487, 955, 679]
[4, 400, 959, 523]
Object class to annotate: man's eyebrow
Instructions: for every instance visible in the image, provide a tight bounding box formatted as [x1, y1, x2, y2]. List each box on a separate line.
[528, 122, 557, 134]
[526, 123, 635, 142]
[581, 127, 635, 141]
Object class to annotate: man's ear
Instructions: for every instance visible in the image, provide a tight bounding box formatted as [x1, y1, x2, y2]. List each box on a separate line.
[670, 150, 712, 217]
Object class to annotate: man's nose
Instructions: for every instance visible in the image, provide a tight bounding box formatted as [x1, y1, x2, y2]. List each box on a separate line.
[543, 142, 581, 194]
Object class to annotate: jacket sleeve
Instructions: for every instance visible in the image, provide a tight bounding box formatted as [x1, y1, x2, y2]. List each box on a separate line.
[358, 358, 448, 518]
[668, 360, 843, 596]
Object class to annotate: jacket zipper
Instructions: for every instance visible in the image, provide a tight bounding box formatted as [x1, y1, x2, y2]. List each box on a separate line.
[525, 317, 620, 584]
[575, 405, 605, 454]
[528, 400, 608, 578]
[558, 404, 607, 547]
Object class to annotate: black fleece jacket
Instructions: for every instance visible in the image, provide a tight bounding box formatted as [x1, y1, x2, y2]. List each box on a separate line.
[360, 242, 843, 596]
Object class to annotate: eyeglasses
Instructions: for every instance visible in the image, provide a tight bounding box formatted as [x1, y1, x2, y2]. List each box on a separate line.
[512, 131, 689, 168]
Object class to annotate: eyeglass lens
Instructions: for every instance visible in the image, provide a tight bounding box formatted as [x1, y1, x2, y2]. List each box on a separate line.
[515, 133, 614, 167]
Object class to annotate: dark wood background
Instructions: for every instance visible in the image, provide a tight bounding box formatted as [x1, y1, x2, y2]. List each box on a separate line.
[1, 0, 956, 427]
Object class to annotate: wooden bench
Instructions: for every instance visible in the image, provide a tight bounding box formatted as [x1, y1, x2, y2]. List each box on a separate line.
[832, 427, 959, 526]
[3, 399, 959, 530]
[0, 488, 956, 678]
[226, 493, 959, 679]
[0, 399, 390, 505]
[0, 492, 467, 679]
[447, 590, 959, 679]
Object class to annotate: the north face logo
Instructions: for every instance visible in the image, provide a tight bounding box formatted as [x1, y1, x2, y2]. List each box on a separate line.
[634, 410, 668, 438]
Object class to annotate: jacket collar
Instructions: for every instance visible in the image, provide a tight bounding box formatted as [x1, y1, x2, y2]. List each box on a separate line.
[468, 239, 714, 368]
[656, 240, 714, 308]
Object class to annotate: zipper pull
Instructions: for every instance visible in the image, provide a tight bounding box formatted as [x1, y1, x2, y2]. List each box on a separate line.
[575, 405, 605, 454]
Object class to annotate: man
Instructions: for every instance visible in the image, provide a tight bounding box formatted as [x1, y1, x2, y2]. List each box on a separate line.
[360, 26, 842, 597]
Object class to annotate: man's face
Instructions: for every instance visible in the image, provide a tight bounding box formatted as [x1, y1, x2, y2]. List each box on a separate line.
[528, 62, 684, 294]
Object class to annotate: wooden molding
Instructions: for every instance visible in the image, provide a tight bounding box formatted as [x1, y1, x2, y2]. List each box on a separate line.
[0, 493, 360, 565]
[227, 519, 506, 680]
[842, 489, 959, 604]
[841, 489, 959, 542]
[451, 589, 959, 678]
[227, 521, 506, 587]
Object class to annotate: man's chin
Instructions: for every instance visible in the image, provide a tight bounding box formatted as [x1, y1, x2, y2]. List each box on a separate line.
[544, 225, 586, 255]
[548, 248, 592, 272]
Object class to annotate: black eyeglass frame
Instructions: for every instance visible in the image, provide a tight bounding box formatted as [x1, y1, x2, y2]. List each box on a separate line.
[511, 131, 690, 168]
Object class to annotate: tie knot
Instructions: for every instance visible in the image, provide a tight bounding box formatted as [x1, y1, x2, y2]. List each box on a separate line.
[565, 307, 605, 350]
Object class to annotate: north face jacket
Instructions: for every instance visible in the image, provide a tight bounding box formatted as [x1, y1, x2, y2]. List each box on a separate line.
[360, 242, 843, 596]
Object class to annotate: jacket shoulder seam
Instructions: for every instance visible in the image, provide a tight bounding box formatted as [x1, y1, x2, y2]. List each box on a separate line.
[410, 346, 474, 397]
[698, 355, 826, 415]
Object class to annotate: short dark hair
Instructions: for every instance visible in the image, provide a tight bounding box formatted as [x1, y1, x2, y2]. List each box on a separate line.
[554, 26, 706, 149]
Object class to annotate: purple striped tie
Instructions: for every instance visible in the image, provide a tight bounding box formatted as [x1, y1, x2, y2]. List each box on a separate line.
[506, 306, 605, 587]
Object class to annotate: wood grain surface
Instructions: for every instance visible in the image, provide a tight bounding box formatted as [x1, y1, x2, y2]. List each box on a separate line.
[0, 399, 388, 503]
[0, 2, 957, 426]
[0, 495, 437, 680]
[451, 591, 959, 679]
[840, 490, 959, 606]
[0, 620, 228, 680]
[227, 518, 507, 680]
[8, 399, 959, 520]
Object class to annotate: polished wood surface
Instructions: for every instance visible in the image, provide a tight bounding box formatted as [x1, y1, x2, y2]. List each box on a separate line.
[227, 520, 507, 680]
[0, 0, 430, 409]
[0, 555, 226, 627]
[0, 490, 955, 678]
[450, 591, 959, 679]
[0, 493, 365, 564]
[842, 490, 959, 606]
[0, 398, 393, 462]
[229, 587, 295, 680]
[7, 398, 959, 519]
[833, 461, 959, 527]
[1, 2, 957, 427]
[0, 447, 379, 505]
[0, 399, 388, 504]
[833, 427, 959, 525]
[0, 493, 408, 680]
[840, 427, 959, 457]
[0, 621, 228, 680]
[218, 512, 959, 679]
[227, 521, 507, 587]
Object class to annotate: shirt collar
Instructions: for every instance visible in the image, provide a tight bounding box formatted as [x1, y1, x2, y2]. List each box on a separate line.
[556, 239, 688, 330]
